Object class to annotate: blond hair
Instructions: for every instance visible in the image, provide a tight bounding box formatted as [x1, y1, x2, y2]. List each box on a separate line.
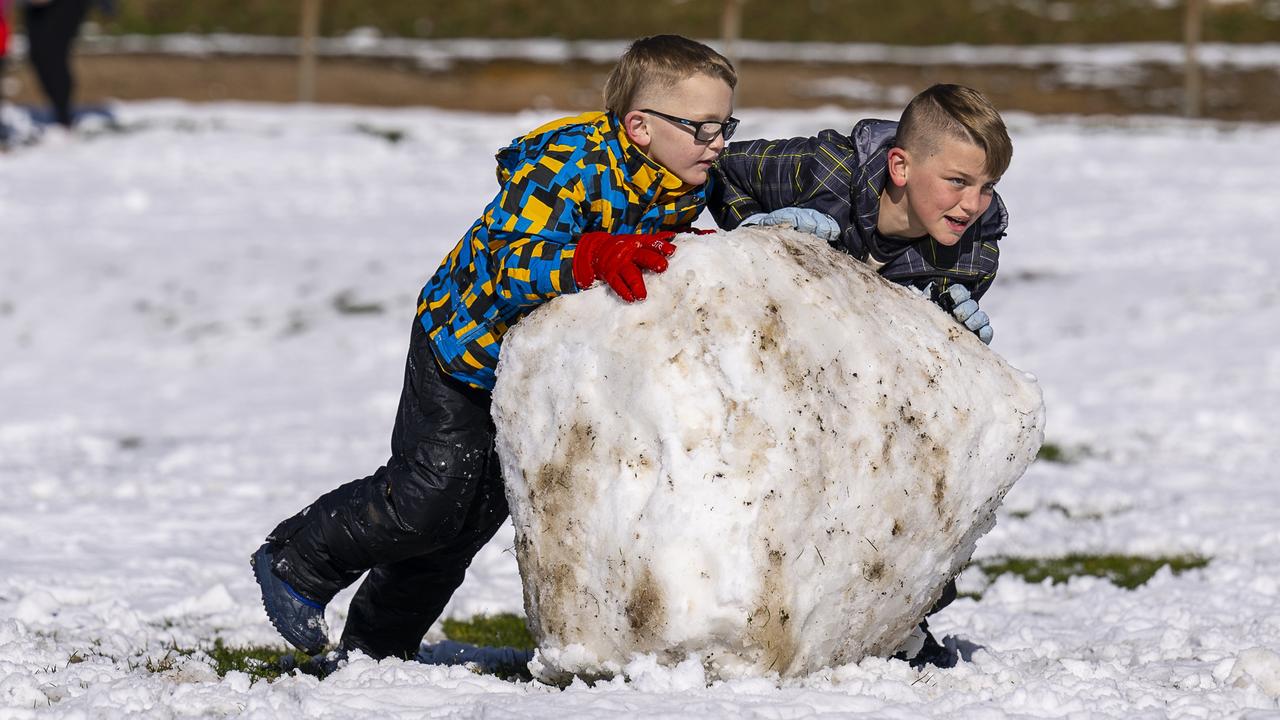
[897, 84, 1012, 179]
[603, 35, 737, 116]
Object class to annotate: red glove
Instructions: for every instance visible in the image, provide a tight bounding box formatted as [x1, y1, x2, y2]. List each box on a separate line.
[572, 231, 677, 302]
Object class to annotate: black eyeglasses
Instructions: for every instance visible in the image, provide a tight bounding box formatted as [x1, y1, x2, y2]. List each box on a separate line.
[642, 108, 740, 143]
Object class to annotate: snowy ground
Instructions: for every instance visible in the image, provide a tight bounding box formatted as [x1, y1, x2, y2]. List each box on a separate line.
[1, 101, 1278, 717]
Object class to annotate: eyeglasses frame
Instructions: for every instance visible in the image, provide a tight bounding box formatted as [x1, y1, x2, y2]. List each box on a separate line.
[641, 108, 740, 143]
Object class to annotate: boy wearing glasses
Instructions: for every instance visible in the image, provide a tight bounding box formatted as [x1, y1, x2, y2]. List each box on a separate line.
[709, 84, 1012, 346]
[251, 35, 737, 663]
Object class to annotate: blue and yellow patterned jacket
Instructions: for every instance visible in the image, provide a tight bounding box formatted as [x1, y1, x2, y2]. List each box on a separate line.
[418, 112, 706, 390]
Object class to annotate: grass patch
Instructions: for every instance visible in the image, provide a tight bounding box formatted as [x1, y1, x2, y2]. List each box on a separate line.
[442, 613, 534, 651]
[206, 640, 300, 681]
[1036, 442, 1091, 464]
[138, 618, 536, 684]
[141, 640, 303, 683]
[100, 1, 1280, 44]
[1007, 502, 1108, 521]
[353, 123, 409, 145]
[974, 553, 1210, 592]
[332, 290, 386, 315]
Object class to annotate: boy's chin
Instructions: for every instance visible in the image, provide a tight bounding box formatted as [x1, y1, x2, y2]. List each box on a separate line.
[930, 227, 965, 246]
[675, 167, 710, 186]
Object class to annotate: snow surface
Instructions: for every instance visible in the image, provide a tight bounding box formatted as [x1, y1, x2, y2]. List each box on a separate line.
[1, 101, 1279, 717]
[493, 228, 1044, 680]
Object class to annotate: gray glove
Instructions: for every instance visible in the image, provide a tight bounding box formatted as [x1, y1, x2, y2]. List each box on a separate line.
[934, 284, 993, 345]
[741, 207, 841, 243]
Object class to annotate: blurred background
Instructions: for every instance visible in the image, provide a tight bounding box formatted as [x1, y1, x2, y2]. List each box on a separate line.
[3, 0, 1280, 123]
[2, 6, 1279, 712]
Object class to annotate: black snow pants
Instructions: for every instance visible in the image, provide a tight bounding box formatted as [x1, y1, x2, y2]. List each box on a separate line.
[23, 0, 91, 128]
[266, 318, 509, 660]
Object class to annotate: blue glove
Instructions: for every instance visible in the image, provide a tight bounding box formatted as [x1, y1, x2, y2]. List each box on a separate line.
[934, 284, 993, 345]
[741, 207, 841, 243]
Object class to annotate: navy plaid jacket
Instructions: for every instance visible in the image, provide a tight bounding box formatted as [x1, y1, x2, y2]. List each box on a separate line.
[708, 119, 1009, 300]
[418, 112, 705, 390]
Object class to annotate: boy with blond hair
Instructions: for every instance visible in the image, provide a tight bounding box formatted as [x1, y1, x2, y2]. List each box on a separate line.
[709, 83, 1012, 345]
[252, 34, 738, 662]
[709, 84, 1012, 666]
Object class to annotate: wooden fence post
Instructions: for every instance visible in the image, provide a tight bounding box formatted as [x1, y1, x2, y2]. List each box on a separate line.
[1183, 0, 1203, 118]
[721, 0, 743, 68]
[298, 0, 322, 103]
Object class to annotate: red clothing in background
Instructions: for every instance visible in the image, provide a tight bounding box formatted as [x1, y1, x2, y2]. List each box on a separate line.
[0, 4, 10, 58]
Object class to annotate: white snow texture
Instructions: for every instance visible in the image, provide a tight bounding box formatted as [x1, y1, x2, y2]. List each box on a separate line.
[493, 228, 1045, 681]
[4, 101, 1280, 718]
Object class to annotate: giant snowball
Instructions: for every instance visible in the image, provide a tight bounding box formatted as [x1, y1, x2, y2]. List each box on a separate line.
[491, 227, 1044, 681]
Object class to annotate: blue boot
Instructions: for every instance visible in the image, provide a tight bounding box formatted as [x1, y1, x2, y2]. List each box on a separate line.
[251, 543, 329, 655]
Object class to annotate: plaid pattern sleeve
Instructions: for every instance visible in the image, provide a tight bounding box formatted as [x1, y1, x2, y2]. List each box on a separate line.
[708, 132, 860, 237]
[709, 136, 816, 227]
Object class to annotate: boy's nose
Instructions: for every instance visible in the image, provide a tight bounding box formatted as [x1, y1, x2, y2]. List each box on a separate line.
[708, 133, 726, 154]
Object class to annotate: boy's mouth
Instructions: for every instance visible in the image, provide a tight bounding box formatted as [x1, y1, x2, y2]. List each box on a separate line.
[944, 215, 970, 233]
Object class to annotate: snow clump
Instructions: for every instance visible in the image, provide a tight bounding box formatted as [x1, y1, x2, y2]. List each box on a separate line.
[492, 227, 1045, 681]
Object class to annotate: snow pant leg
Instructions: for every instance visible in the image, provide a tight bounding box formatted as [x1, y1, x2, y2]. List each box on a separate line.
[339, 457, 508, 660]
[928, 578, 958, 615]
[266, 318, 499, 606]
[22, 0, 90, 127]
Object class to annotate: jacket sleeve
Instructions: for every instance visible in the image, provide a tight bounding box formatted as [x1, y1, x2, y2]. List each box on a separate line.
[481, 147, 591, 309]
[968, 191, 1008, 302]
[969, 238, 1000, 302]
[708, 135, 830, 229]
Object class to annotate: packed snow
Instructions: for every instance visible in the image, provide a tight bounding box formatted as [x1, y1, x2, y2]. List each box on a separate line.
[1, 100, 1279, 717]
[494, 228, 1044, 681]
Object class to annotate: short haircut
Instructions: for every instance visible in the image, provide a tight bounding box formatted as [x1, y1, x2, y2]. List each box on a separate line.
[604, 35, 737, 116]
[897, 84, 1012, 179]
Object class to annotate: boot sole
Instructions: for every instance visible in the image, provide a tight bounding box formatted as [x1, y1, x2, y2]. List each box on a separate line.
[251, 544, 328, 656]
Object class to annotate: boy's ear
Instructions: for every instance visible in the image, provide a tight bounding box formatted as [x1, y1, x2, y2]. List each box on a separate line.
[887, 147, 910, 188]
[622, 110, 652, 149]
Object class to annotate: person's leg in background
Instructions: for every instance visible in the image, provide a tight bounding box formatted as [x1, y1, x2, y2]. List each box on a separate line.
[1, 1, 10, 144]
[22, 0, 90, 127]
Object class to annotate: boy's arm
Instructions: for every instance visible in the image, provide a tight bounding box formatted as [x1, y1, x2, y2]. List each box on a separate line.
[708, 135, 830, 229]
[970, 267, 997, 303]
[966, 200, 1006, 302]
[484, 151, 673, 306]
[482, 154, 591, 309]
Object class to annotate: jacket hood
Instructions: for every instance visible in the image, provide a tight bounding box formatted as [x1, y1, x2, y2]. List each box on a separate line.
[494, 112, 692, 201]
